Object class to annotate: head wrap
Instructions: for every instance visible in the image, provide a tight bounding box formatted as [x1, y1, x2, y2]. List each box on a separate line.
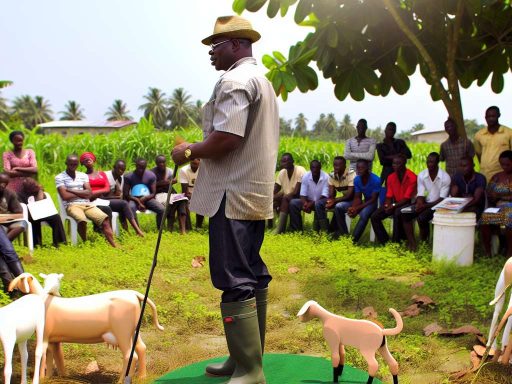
[79, 152, 96, 163]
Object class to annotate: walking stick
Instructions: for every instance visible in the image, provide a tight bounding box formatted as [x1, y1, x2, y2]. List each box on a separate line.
[124, 162, 179, 384]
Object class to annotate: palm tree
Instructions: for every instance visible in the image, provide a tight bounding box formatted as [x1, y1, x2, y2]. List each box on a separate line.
[32, 96, 53, 126]
[60, 100, 85, 120]
[190, 99, 203, 128]
[12, 95, 36, 128]
[338, 114, 356, 140]
[324, 113, 338, 137]
[0, 81, 13, 89]
[0, 92, 9, 122]
[279, 117, 293, 136]
[312, 113, 327, 137]
[294, 113, 308, 137]
[168, 88, 195, 129]
[139, 87, 168, 129]
[105, 99, 132, 121]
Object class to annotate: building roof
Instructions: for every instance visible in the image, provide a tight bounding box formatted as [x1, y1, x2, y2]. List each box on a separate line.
[411, 126, 445, 136]
[38, 120, 136, 129]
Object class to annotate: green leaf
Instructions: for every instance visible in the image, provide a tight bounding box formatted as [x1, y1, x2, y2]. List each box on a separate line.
[430, 85, 442, 101]
[262, 54, 278, 69]
[357, 67, 380, 96]
[327, 24, 338, 48]
[390, 66, 410, 95]
[273, 51, 287, 64]
[271, 71, 283, 94]
[232, 0, 247, 14]
[334, 72, 352, 101]
[0, 81, 13, 89]
[281, 71, 297, 92]
[280, 0, 290, 16]
[491, 71, 504, 93]
[349, 77, 365, 101]
[397, 47, 418, 76]
[299, 12, 319, 27]
[245, 0, 267, 12]
[267, 0, 280, 17]
[379, 71, 392, 97]
[295, 0, 312, 23]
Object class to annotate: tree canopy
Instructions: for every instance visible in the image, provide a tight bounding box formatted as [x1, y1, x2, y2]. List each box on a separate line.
[234, 0, 512, 137]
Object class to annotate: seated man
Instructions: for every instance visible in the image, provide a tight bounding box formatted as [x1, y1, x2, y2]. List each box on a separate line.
[289, 160, 329, 232]
[370, 154, 417, 244]
[273, 153, 306, 233]
[56, 154, 117, 247]
[317, 156, 355, 235]
[347, 159, 381, 243]
[152, 155, 187, 234]
[401, 152, 451, 251]
[179, 157, 204, 229]
[450, 156, 486, 218]
[124, 157, 168, 231]
[0, 172, 26, 241]
[0, 228, 25, 298]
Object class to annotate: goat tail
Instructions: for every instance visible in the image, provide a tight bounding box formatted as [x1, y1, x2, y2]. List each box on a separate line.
[382, 308, 403, 336]
[135, 292, 165, 331]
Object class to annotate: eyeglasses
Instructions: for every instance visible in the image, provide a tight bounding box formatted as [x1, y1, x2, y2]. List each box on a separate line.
[210, 39, 231, 50]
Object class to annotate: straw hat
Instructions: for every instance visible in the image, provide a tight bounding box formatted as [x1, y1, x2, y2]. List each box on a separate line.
[202, 15, 261, 45]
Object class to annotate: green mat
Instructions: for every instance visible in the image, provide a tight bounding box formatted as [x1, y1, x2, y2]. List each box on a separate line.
[155, 353, 383, 383]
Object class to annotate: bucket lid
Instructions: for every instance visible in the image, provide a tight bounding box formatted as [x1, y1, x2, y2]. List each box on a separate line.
[432, 211, 476, 226]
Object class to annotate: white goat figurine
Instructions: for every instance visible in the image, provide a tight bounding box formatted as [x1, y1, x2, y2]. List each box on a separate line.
[297, 300, 402, 384]
[487, 257, 512, 363]
[9, 272, 164, 383]
[0, 291, 45, 384]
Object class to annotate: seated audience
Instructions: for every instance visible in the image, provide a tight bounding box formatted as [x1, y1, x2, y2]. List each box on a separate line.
[347, 159, 381, 243]
[273, 153, 306, 234]
[56, 154, 117, 247]
[124, 158, 169, 231]
[18, 177, 67, 247]
[401, 152, 451, 251]
[317, 156, 355, 236]
[80, 153, 143, 237]
[152, 155, 187, 234]
[289, 160, 329, 232]
[0, 173, 26, 241]
[0, 228, 25, 298]
[179, 158, 204, 229]
[440, 117, 475, 178]
[376, 122, 412, 185]
[344, 119, 376, 172]
[2, 130, 38, 196]
[479, 150, 512, 257]
[370, 154, 417, 244]
[450, 156, 486, 218]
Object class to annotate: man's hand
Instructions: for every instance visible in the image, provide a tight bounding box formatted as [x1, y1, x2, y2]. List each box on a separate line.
[325, 198, 335, 210]
[171, 142, 191, 166]
[303, 201, 314, 213]
[347, 206, 360, 218]
[384, 204, 395, 215]
[415, 199, 426, 213]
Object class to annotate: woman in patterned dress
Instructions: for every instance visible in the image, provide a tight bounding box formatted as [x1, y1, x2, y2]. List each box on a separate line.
[480, 150, 512, 257]
[2, 131, 38, 195]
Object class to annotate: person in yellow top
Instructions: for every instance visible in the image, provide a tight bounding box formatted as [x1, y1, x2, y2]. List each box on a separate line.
[474, 106, 512, 181]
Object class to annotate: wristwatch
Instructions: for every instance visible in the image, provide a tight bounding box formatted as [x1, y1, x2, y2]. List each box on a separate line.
[184, 146, 192, 159]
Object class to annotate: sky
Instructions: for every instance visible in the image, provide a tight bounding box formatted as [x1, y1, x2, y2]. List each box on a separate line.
[1, 0, 511, 133]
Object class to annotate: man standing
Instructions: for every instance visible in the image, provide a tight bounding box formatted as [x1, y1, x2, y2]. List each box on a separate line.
[344, 118, 376, 172]
[401, 152, 451, 251]
[273, 153, 306, 234]
[474, 106, 512, 181]
[289, 160, 329, 232]
[172, 15, 278, 384]
[440, 117, 475, 178]
[376, 122, 412, 185]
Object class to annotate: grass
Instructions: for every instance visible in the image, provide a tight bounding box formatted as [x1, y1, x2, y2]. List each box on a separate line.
[1, 214, 512, 384]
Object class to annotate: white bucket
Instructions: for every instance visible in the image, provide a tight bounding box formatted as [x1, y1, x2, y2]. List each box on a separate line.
[432, 212, 476, 266]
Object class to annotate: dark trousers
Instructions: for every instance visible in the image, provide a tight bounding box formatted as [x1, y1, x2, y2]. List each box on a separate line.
[30, 213, 67, 247]
[129, 198, 171, 229]
[370, 206, 407, 244]
[209, 196, 272, 303]
[0, 229, 21, 292]
[401, 207, 435, 240]
[109, 199, 135, 223]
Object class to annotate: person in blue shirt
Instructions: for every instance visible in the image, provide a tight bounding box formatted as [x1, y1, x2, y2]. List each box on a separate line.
[347, 159, 381, 243]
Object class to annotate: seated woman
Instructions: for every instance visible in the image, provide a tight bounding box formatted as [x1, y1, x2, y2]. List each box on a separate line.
[80, 153, 143, 237]
[18, 178, 67, 247]
[2, 130, 38, 197]
[479, 150, 512, 257]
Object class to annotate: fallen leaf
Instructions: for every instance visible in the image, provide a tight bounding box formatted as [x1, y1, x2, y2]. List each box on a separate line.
[439, 325, 482, 337]
[476, 334, 487, 346]
[473, 345, 495, 358]
[85, 360, 99, 374]
[470, 351, 481, 370]
[288, 267, 300, 274]
[411, 281, 425, 289]
[400, 304, 421, 317]
[412, 294, 435, 307]
[362, 306, 378, 319]
[423, 322, 444, 336]
[191, 256, 206, 268]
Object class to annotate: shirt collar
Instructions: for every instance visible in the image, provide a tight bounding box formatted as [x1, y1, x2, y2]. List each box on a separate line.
[482, 125, 505, 134]
[223, 57, 257, 74]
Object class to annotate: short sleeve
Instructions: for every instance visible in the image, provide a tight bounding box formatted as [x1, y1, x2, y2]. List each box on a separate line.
[179, 167, 189, 184]
[347, 171, 356, 187]
[213, 81, 250, 137]
[28, 149, 37, 167]
[55, 174, 65, 189]
[2, 152, 12, 171]
[354, 176, 362, 194]
[276, 169, 284, 186]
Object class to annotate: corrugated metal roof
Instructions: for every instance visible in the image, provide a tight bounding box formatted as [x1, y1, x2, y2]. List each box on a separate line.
[411, 126, 445, 136]
[38, 120, 137, 128]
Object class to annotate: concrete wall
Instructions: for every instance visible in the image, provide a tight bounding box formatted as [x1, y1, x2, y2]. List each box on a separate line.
[414, 131, 449, 144]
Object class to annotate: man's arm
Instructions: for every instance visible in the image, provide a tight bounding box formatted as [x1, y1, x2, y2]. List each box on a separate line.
[473, 134, 482, 162]
[334, 186, 354, 203]
[344, 139, 356, 161]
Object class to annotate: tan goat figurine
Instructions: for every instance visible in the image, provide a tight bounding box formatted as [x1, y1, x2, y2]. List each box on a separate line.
[297, 300, 402, 384]
[9, 272, 164, 382]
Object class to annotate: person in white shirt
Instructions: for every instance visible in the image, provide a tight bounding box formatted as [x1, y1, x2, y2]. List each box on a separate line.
[400, 152, 451, 251]
[273, 153, 306, 233]
[289, 160, 329, 232]
[179, 158, 204, 229]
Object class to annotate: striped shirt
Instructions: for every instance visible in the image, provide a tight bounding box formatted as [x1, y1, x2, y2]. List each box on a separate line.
[55, 170, 90, 208]
[190, 57, 280, 220]
[344, 136, 377, 171]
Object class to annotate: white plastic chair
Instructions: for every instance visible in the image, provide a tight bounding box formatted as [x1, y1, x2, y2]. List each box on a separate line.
[17, 203, 34, 254]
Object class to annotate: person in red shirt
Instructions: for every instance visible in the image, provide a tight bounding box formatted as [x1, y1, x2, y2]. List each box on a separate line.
[370, 153, 417, 244]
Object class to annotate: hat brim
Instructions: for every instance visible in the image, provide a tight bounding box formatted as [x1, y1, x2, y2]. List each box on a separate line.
[201, 29, 261, 45]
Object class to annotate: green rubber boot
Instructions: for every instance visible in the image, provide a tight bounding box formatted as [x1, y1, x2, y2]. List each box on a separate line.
[206, 290, 268, 378]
